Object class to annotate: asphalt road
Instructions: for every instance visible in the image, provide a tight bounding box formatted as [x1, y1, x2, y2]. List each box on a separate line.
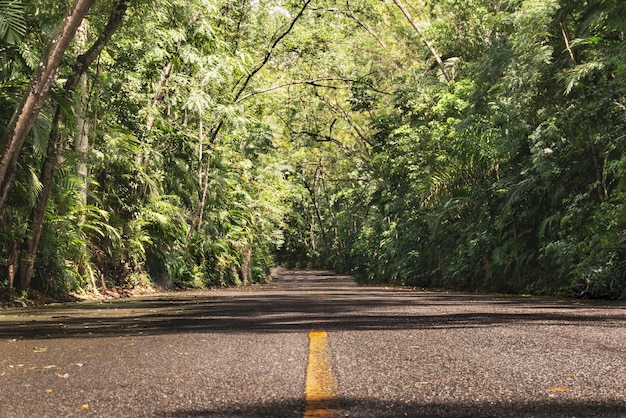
[0, 268, 625, 417]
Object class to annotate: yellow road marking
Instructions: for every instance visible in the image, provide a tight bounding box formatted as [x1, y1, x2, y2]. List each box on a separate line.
[304, 331, 336, 417]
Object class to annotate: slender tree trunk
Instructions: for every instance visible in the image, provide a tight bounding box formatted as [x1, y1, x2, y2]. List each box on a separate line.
[16, 106, 64, 291]
[75, 22, 90, 217]
[592, 145, 607, 202]
[195, 119, 212, 233]
[6, 241, 17, 300]
[185, 120, 222, 241]
[241, 245, 252, 285]
[303, 173, 330, 258]
[560, 21, 576, 65]
[197, 118, 204, 188]
[0, 0, 96, 215]
[391, 0, 451, 82]
[145, 61, 174, 133]
[15, 0, 129, 291]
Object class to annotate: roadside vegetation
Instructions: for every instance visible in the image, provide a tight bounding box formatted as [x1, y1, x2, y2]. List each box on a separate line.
[1, 0, 625, 301]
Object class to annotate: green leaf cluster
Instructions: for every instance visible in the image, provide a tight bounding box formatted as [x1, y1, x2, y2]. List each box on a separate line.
[1, 0, 625, 300]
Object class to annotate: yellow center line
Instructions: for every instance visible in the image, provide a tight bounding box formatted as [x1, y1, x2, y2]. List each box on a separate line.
[304, 330, 336, 418]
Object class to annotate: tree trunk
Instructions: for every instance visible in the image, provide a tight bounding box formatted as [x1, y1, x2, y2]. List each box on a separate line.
[241, 245, 252, 286]
[15, 0, 129, 291]
[195, 119, 210, 232]
[16, 107, 63, 291]
[6, 241, 17, 300]
[145, 61, 174, 133]
[75, 22, 90, 214]
[0, 0, 97, 215]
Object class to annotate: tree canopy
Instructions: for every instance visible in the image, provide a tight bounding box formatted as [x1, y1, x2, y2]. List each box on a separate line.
[1, 0, 625, 300]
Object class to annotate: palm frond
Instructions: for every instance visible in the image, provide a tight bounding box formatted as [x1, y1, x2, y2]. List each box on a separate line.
[0, 1, 26, 45]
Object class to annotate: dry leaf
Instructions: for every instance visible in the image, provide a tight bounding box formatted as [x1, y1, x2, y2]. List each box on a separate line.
[57, 373, 70, 379]
[82, 404, 89, 410]
[44, 365, 57, 369]
[33, 347, 47, 353]
[74, 363, 85, 367]
[45, 389, 54, 393]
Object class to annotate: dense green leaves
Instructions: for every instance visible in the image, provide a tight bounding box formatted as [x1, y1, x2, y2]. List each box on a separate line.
[0, 0, 624, 300]
[274, 0, 626, 299]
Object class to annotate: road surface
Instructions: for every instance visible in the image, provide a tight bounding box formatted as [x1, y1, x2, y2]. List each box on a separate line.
[0, 268, 625, 417]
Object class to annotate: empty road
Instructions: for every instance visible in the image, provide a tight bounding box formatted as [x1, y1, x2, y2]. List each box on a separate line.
[0, 268, 625, 417]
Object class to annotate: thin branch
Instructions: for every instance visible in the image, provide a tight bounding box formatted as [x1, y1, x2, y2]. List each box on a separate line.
[233, 0, 313, 102]
[311, 2, 386, 48]
[294, 130, 336, 143]
[237, 77, 364, 102]
[560, 21, 576, 65]
[346, 1, 386, 48]
[288, 123, 372, 169]
[316, 91, 372, 147]
[391, 0, 451, 82]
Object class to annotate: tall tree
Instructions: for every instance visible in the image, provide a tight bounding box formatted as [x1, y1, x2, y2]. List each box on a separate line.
[0, 0, 96, 215]
[15, 0, 129, 291]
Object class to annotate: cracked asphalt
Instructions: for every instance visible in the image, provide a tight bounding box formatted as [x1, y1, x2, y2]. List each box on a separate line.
[0, 268, 625, 417]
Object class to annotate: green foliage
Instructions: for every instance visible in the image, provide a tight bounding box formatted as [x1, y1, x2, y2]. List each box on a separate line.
[0, 0, 26, 45]
[0, 0, 624, 300]
[273, 0, 626, 299]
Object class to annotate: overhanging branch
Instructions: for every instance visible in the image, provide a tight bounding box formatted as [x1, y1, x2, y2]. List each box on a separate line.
[237, 77, 352, 102]
[233, 0, 313, 102]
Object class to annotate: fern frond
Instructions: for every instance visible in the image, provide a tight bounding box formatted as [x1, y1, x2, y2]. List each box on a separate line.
[560, 61, 605, 94]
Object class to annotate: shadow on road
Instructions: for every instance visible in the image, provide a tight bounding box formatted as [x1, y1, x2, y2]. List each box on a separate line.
[0, 270, 624, 340]
[158, 397, 626, 418]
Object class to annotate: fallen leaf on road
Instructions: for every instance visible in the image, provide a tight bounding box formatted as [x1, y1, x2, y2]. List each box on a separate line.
[33, 347, 47, 353]
[44, 365, 57, 369]
[0, 372, 5, 377]
[82, 404, 89, 410]
[547, 387, 571, 392]
[74, 363, 85, 367]
[44, 389, 53, 393]
[57, 373, 70, 379]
